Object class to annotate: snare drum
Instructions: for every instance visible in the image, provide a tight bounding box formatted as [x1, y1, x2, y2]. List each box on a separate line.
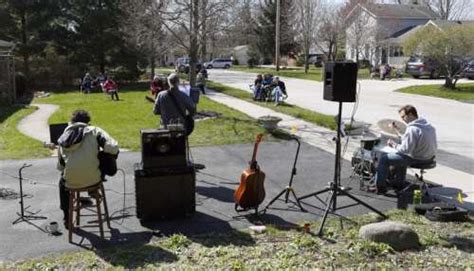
[360, 136, 381, 151]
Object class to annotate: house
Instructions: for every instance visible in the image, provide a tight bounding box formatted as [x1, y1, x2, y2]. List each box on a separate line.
[232, 45, 249, 66]
[345, 3, 439, 67]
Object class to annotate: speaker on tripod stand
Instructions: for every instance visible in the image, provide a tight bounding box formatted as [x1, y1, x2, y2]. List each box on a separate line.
[298, 61, 386, 236]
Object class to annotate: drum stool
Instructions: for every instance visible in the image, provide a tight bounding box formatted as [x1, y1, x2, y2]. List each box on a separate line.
[402, 159, 437, 201]
[67, 182, 111, 243]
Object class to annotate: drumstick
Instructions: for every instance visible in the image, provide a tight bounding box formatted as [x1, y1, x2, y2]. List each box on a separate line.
[391, 121, 402, 137]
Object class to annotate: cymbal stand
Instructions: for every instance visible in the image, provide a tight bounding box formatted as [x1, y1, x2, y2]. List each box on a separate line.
[298, 102, 386, 236]
[12, 164, 47, 225]
[263, 136, 305, 213]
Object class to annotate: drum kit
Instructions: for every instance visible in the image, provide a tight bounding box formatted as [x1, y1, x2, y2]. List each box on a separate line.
[351, 119, 406, 191]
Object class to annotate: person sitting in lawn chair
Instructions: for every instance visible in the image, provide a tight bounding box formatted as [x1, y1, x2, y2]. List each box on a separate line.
[251, 74, 263, 100]
[103, 76, 120, 101]
[81, 72, 93, 94]
[260, 74, 274, 101]
[271, 77, 288, 105]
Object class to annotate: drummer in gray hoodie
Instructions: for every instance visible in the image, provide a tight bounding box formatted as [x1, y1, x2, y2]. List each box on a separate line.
[374, 105, 437, 194]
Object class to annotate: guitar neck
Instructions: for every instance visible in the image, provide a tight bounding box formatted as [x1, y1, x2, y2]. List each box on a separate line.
[250, 141, 260, 168]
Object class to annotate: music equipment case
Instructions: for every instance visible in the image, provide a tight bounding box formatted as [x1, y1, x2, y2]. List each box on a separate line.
[134, 163, 195, 222]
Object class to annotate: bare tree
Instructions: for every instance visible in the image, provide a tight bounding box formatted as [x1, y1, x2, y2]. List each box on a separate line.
[296, 0, 320, 73]
[121, 0, 169, 79]
[316, 2, 344, 61]
[386, 0, 473, 20]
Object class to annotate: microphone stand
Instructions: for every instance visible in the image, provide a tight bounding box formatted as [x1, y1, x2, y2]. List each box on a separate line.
[12, 164, 47, 225]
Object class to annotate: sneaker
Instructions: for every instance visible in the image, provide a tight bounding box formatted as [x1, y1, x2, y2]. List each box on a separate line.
[376, 187, 388, 195]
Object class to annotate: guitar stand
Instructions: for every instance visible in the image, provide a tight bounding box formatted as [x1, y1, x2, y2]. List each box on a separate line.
[262, 136, 305, 213]
[12, 164, 47, 225]
[297, 102, 386, 236]
[234, 204, 260, 216]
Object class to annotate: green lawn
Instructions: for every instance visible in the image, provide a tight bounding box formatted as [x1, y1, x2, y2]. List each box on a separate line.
[396, 83, 474, 101]
[0, 105, 51, 159]
[231, 65, 371, 81]
[207, 81, 337, 131]
[3, 209, 473, 269]
[0, 85, 269, 159]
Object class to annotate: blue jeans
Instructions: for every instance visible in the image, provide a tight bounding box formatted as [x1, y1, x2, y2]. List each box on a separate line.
[375, 152, 422, 189]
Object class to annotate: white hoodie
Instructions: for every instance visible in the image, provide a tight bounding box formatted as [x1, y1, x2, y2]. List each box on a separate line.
[395, 117, 437, 160]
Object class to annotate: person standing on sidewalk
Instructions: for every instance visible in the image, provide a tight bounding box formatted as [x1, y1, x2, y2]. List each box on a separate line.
[373, 105, 437, 194]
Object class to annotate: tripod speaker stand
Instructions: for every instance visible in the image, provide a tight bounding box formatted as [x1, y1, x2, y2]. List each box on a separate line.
[262, 136, 305, 213]
[12, 164, 47, 225]
[298, 62, 386, 236]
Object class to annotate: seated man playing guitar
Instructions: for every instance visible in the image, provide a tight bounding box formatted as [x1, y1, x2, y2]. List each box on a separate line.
[373, 105, 437, 194]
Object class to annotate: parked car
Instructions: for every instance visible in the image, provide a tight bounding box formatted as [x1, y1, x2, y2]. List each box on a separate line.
[405, 56, 441, 79]
[204, 58, 232, 69]
[175, 57, 189, 73]
[308, 54, 324, 67]
[175, 57, 203, 74]
[462, 59, 474, 80]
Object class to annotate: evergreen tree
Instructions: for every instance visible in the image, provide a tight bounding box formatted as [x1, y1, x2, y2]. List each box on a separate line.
[252, 0, 298, 64]
[62, 0, 140, 78]
[0, 0, 61, 79]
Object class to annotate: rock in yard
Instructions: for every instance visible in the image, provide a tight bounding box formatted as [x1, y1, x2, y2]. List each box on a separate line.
[359, 221, 419, 251]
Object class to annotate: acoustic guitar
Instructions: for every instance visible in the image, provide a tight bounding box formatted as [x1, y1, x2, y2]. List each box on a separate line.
[234, 133, 266, 211]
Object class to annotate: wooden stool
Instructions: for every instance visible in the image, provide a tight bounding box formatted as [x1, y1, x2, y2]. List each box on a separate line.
[67, 182, 111, 243]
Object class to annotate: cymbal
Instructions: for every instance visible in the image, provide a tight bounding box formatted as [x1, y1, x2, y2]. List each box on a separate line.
[377, 119, 406, 136]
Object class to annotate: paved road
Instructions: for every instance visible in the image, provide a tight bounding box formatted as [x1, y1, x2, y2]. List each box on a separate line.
[208, 69, 474, 175]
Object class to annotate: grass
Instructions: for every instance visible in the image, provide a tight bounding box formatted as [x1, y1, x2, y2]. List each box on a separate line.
[396, 83, 474, 101]
[0, 85, 269, 159]
[0, 105, 51, 159]
[231, 65, 371, 81]
[207, 81, 337, 131]
[2, 209, 473, 269]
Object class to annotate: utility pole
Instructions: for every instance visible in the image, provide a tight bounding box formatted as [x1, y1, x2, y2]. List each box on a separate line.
[275, 0, 281, 72]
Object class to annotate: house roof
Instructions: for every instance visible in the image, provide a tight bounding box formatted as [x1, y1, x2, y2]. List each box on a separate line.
[382, 24, 423, 45]
[427, 19, 474, 29]
[360, 4, 439, 20]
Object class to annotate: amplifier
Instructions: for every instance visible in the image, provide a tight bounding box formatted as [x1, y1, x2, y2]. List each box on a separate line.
[134, 163, 195, 221]
[141, 129, 187, 169]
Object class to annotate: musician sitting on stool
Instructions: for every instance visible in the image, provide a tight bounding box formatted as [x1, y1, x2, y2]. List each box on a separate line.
[153, 73, 196, 132]
[372, 105, 437, 194]
[57, 110, 119, 228]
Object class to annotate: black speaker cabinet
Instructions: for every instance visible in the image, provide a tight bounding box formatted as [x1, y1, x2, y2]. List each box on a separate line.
[323, 62, 358, 102]
[141, 129, 187, 169]
[134, 163, 195, 221]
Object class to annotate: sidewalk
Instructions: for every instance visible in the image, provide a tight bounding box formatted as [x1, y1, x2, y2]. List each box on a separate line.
[203, 89, 474, 210]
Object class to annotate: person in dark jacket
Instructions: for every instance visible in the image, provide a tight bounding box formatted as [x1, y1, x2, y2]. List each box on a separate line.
[153, 73, 196, 133]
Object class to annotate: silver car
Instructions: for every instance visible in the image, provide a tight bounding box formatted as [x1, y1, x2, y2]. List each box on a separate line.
[204, 58, 232, 69]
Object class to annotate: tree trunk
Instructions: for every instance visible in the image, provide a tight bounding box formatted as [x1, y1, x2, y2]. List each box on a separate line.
[199, 0, 208, 61]
[444, 76, 456, 89]
[20, 11, 29, 81]
[304, 46, 309, 74]
[150, 55, 155, 80]
[189, 0, 200, 87]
